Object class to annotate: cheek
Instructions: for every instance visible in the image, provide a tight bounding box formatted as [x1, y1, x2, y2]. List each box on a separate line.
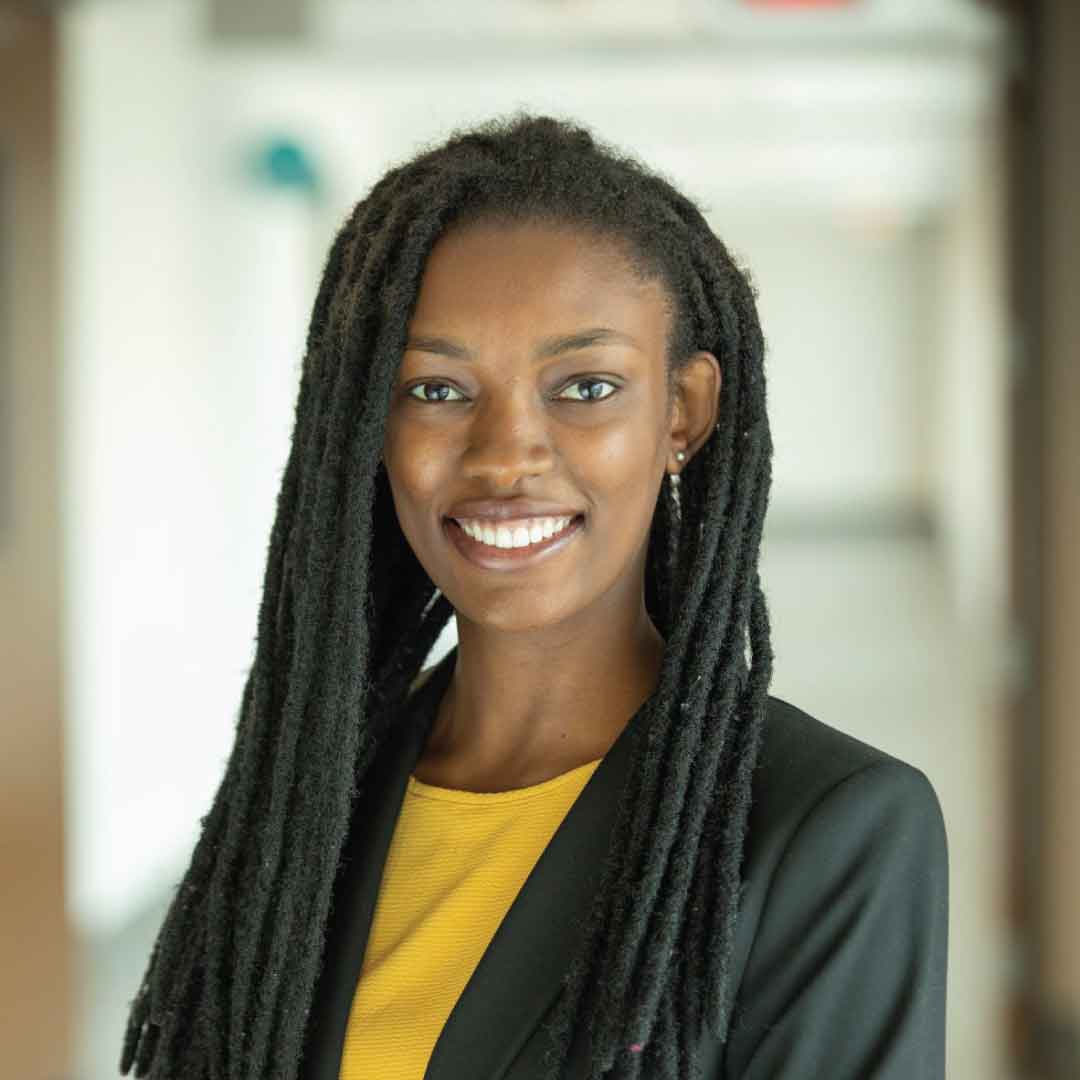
[398, 450, 444, 498]
[582, 423, 664, 505]
[384, 422, 447, 498]
[383, 443, 451, 550]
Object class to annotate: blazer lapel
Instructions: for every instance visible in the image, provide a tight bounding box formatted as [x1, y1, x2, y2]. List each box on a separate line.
[425, 674, 637, 1080]
[299, 644, 640, 1080]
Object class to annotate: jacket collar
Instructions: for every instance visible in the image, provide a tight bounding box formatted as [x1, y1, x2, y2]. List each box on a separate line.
[300, 645, 640, 1079]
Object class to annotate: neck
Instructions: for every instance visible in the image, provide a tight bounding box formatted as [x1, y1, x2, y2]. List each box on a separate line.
[418, 603, 665, 789]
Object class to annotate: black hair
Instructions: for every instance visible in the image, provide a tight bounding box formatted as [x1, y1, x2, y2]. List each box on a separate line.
[120, 110, 774, 1080]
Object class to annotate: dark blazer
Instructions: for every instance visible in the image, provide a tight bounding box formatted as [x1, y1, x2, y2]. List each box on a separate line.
[299, 647, 949, 1079]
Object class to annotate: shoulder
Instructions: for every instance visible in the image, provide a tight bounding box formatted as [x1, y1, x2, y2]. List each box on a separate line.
[718, 696, 949, 1076]
[729, 692, 948, 996]
[746, 693, 943, 847]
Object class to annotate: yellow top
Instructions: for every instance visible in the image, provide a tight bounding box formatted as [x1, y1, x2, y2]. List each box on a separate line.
[337, 755, 602, 1080]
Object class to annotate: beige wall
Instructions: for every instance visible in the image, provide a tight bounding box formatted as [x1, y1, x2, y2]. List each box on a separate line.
[0, 11, 73, 1078]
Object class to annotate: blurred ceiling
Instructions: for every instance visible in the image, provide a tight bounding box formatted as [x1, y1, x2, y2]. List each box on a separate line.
[204, 0, 1003, 50]
[196, 0, 1008, 219]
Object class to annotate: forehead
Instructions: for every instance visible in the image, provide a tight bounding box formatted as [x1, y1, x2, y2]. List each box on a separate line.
[409, 219, 669, 343]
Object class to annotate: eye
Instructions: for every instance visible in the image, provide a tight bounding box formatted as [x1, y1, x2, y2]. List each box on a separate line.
[557, 378, 619, 403]
[406, 381, 466, 403]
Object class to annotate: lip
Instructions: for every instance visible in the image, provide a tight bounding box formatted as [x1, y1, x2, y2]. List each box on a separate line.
[444, 498, 584, 523]
[444, 514, 585, 571]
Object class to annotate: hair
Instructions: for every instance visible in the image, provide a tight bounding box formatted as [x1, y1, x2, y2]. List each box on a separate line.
[120, 111, 774, 1080]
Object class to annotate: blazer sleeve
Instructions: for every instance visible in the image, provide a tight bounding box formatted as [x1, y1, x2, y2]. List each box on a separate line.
[722, 760, 949, 1079]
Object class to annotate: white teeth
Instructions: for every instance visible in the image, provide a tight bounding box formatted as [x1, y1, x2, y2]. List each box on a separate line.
[457, 515, 575, 550]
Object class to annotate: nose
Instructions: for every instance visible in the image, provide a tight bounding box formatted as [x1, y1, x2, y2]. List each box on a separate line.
[460, 385, 556, 486]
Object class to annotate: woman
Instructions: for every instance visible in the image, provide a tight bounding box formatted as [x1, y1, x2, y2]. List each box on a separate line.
[120, 113, 948, 1080]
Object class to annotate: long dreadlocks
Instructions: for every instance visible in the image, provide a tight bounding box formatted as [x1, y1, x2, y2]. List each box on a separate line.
[120, 110, 774, 1080]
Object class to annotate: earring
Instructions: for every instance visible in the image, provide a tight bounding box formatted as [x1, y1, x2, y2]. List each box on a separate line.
[668, 449, 686, 490]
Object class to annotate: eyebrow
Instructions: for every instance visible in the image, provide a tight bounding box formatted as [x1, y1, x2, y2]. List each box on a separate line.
[404, 326, 640, 361]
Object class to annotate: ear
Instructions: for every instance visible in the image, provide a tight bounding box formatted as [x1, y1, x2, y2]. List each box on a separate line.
[666, 350, 721, 474]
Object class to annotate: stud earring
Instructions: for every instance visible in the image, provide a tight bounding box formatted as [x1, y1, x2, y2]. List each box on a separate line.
[675, 450, 686, 463]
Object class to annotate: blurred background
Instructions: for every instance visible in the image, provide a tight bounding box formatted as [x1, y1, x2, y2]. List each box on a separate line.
[1, 0, 1077, 1076]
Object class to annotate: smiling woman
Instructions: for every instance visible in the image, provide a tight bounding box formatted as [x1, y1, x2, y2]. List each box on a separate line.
[120, 113, 948, 1080]
[381, 218, 720, 785]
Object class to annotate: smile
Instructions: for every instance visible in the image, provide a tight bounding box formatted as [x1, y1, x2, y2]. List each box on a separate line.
[444, 514, 585, 570]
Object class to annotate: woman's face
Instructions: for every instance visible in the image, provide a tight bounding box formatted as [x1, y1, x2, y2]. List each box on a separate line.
[381, 218, 698, 634]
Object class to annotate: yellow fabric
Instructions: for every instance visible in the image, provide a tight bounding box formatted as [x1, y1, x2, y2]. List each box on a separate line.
[338, 755, 602, 1080]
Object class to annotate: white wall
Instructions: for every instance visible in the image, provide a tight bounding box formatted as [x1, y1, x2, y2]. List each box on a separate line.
[58, 0, 312, 932]
[717, 212, 938, 521]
